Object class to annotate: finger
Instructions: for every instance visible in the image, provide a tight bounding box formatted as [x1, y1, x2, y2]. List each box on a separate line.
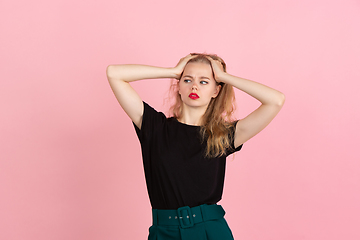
[205, 57, 224, 73]
[214, 60, 223, 68]
[186, 54, 198, 60]
[205, 56, 219, 67]
[181, 54, 197, 64]
[205, 56, 220, 66]
[178, 54, 194, 65]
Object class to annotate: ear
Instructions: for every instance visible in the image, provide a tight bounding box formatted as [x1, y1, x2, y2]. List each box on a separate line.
[212, 84, 222, 98]
[177, 81, 181, 95]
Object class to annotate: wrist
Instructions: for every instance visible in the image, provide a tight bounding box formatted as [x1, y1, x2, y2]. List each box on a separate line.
[167, 67, 182, 79]
[216, 72, 230, 84]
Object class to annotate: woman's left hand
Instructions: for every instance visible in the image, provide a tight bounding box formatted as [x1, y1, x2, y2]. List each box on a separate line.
[206, 57, 226, 83]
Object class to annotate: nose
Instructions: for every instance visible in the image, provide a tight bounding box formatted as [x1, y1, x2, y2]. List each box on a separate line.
[191, 82, 198, 90]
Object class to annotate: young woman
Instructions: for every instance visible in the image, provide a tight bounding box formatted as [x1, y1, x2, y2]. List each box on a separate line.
[106, 53, 285, 240]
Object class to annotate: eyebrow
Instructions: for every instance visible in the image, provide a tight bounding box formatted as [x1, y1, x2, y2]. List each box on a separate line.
[183, 75, 211, 80]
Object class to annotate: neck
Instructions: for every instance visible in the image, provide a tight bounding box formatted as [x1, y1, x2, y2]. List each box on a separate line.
[177, 104, 208, 126]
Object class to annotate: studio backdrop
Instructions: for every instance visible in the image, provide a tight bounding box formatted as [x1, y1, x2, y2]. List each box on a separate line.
[1, 0, 359, 239]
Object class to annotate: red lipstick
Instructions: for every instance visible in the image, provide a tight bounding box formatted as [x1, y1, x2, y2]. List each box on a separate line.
[189, 93, 199, 100]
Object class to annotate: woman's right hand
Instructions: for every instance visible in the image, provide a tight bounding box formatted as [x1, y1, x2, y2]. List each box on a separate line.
[172, 54, 197, 79]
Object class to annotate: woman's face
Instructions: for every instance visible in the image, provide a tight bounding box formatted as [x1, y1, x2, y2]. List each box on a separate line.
[178, 62, 221, 108]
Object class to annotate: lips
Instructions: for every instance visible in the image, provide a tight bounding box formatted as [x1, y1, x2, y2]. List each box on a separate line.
[189, 93, 199, 100]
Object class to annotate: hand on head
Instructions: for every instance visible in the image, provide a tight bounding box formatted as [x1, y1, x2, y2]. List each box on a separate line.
[205, 56, 226, 83]
[173, 54, 198, 79]
[174, 53, 226, 83]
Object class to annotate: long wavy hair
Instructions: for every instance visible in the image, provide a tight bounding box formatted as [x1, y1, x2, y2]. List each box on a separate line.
[169, 53, 236, 158]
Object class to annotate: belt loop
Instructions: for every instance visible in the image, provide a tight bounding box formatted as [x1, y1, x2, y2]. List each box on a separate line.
[152, 209, 158, 225]
[200, 204, 208, 221]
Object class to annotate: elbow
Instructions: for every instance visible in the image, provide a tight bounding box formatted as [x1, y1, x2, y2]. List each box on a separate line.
[106, 65, 115, 79]
[276, 92, 286, 107]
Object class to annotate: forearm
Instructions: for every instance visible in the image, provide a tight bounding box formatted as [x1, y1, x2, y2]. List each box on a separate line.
[219, 73, 285, 106]
[106, 64, 177, 82]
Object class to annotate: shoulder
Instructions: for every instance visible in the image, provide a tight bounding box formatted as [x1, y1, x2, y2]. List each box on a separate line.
[139, 101, 168, 129]
[142, 101, 166, 118]
[133, 101, 168, 140]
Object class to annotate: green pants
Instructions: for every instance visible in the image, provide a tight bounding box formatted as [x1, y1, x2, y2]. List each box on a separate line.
[148, 204, 234, 240]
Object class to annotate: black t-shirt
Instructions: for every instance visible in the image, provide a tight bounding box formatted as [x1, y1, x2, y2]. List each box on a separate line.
[133, 102, 242, 209]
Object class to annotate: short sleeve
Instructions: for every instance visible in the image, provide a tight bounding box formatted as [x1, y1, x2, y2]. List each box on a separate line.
[133, 101, 166, 142]
[226, 121, 243, 156]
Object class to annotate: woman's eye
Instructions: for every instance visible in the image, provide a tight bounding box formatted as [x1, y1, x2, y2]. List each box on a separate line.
[184, 79, 191, 83]
[200, 81, 208, 85]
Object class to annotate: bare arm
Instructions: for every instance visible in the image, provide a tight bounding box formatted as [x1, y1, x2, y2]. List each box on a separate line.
[208, 58, 286, 147]
[106, 55, 196, 128]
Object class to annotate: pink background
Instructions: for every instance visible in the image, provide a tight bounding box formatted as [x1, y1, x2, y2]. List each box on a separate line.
[1, 0, 360, 239]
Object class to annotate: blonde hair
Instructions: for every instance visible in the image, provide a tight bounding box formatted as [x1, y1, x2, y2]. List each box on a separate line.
[169, 53, 236, 158]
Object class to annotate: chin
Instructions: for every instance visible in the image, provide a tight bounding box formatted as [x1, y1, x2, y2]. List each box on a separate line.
[184, 101, 209, 108]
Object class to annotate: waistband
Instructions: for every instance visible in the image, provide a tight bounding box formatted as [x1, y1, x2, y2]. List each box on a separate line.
[152, 204, 225, 229]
